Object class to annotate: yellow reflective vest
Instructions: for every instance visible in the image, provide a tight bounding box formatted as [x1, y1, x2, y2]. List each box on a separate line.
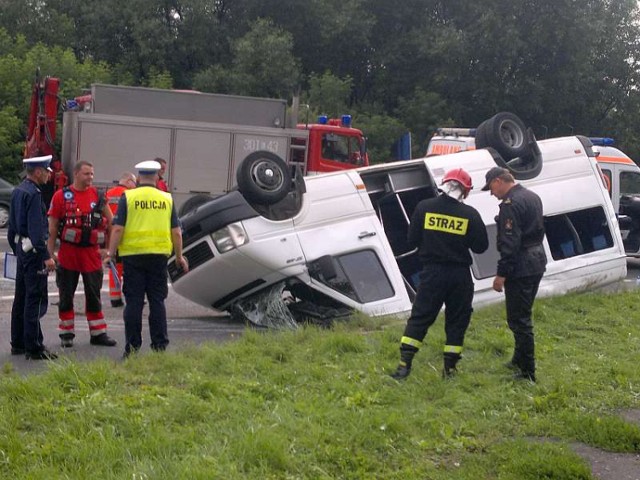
[118, 186, 173, 256]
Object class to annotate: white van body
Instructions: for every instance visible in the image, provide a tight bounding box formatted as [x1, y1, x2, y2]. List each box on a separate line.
[169, 134, 627, 322]
[429, 135, 640, 256]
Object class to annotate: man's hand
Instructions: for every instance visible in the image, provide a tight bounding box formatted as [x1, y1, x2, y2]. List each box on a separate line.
[44, 258, 56, 272]
[176, 255, 189, 273]
[101, 250, 113, 267]
[492, 275, 506, 292]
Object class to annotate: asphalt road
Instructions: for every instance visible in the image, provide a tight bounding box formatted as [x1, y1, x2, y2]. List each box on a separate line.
[0, 233, 246, 375]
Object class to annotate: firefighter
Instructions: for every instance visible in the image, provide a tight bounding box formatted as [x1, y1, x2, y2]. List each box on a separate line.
[8, 156, 58, 360]
[105, 160, 188, 357]
[47, 161, 118, 348]
[482, 167, 546, 382]
[105, 172, 137, 307]
[391, 168, 489, 380]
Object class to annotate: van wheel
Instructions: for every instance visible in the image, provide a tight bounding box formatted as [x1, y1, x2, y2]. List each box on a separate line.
[237, 151, 291, 205]
[178, 194, 213, 217]
[476, 112, 529, 160]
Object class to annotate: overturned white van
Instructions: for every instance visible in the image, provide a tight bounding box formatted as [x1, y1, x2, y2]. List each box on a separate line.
[168, 113, 627, 325]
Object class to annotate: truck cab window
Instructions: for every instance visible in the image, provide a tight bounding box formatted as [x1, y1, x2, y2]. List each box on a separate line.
[321, 133, 350, 163]
[600, 168, 612, 198]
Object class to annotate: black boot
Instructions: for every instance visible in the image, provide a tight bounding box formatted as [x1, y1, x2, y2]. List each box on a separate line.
[513, 370, 536, 382]
[390, 344, 418, 380]
[442, 352, 461, 379]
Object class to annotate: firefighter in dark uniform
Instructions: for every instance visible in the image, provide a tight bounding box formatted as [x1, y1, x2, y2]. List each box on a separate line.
[105, 160, 189, 357]
[391, 168, 488, 380]
[8, 155, 58, 360]
[482, 167, 547, 382]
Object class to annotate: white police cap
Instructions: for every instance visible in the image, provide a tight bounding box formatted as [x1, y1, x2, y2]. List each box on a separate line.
[135, 160, 161, 174]
[23, 155, 53, 171]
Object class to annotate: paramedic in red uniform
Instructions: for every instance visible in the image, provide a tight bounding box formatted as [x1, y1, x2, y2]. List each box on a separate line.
[106, 160, 188, 357]
[47, 161, 118, 348]
[391, 168, 488, 380]
[105, 172, 137, 307]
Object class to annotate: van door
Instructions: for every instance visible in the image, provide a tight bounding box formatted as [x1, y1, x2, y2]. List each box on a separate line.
[293, 172, 411, 316]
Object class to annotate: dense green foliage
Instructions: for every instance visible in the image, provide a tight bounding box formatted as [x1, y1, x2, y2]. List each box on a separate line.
[1, 290, 639, 478]
[0, 0, 640, 180]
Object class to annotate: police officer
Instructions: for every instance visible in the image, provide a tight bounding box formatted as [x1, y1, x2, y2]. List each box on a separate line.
[391, 168, 488, 380]
[8, 155, 57, 360]
[105, 172, 137, 307]
[482, 167, 547, 382]
[105, 160, 189, 357]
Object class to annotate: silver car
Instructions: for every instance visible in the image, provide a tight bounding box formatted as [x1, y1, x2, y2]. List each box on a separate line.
[0, 177, 15, 229]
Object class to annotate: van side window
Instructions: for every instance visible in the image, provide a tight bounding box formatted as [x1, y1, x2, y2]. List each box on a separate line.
[309, 250, 395, 303]
[470, 224, 499, 280]
[544, 206, 614, 260]
[620, 171, 640, 196]
[470, 206, 615, 276]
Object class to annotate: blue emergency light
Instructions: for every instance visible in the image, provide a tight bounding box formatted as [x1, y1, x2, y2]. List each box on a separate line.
[589, 137, 615, 146]
[317, 115, 328, 125]
[341, 115, 352, 128]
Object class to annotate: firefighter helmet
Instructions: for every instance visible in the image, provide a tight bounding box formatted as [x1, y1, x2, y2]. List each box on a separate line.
[442, 168, 473, 192]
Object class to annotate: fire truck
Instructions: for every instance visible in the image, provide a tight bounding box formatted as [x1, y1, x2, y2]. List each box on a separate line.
[24, 75, 369, 214]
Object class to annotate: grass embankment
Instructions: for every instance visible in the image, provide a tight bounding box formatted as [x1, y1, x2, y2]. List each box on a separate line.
[1, 290, 639, 479]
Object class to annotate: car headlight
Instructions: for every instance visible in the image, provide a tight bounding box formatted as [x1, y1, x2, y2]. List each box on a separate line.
[211, 223, 249, 253]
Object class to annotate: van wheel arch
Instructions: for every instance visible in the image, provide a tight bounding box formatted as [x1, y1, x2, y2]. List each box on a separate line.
[237, 151, 292, 205]
[178, 194, 213, 217]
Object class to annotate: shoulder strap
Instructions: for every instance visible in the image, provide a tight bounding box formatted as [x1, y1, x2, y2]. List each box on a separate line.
[94, 187, 107, 214]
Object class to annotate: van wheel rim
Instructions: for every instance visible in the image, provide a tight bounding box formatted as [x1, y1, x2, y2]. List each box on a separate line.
[499, 119, 525, 148]
[251, 160, 284, 191]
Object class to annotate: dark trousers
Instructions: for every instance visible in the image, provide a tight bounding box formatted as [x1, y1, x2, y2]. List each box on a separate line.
[57, 266, 106, 338]
[504, 274, 543, 374]
[58, 267, 104, 313]
[122, 255, 169, 353]
[11, 250, 48, 353]
[403, 264, 474, 349]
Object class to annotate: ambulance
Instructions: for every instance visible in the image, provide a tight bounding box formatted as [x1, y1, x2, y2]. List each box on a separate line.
[168, 113, 627, 325]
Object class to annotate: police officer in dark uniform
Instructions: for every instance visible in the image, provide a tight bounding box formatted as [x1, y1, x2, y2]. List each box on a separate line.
[391, 168, 488, 380]
[8, 155, 58, 360]
[482, 167, 547, 382]
[105, 160, 189, 357]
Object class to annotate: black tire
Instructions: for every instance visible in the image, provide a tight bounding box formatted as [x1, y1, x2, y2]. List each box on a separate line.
[178, 194, 213, 217]
[237, 151, 292, 205]
[475, 112, 529, 160]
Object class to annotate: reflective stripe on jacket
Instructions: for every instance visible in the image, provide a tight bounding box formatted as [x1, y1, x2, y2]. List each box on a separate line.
[106, 185, 128, 215]
[119, 187, 173, 256]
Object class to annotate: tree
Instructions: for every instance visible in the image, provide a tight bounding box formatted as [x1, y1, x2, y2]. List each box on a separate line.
[0, 30, 112, 180]
[194, 18, 301, 98]
[304, 71, 353, 119]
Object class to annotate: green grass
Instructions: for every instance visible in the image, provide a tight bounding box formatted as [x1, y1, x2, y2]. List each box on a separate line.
[1, 290, 639, 479]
